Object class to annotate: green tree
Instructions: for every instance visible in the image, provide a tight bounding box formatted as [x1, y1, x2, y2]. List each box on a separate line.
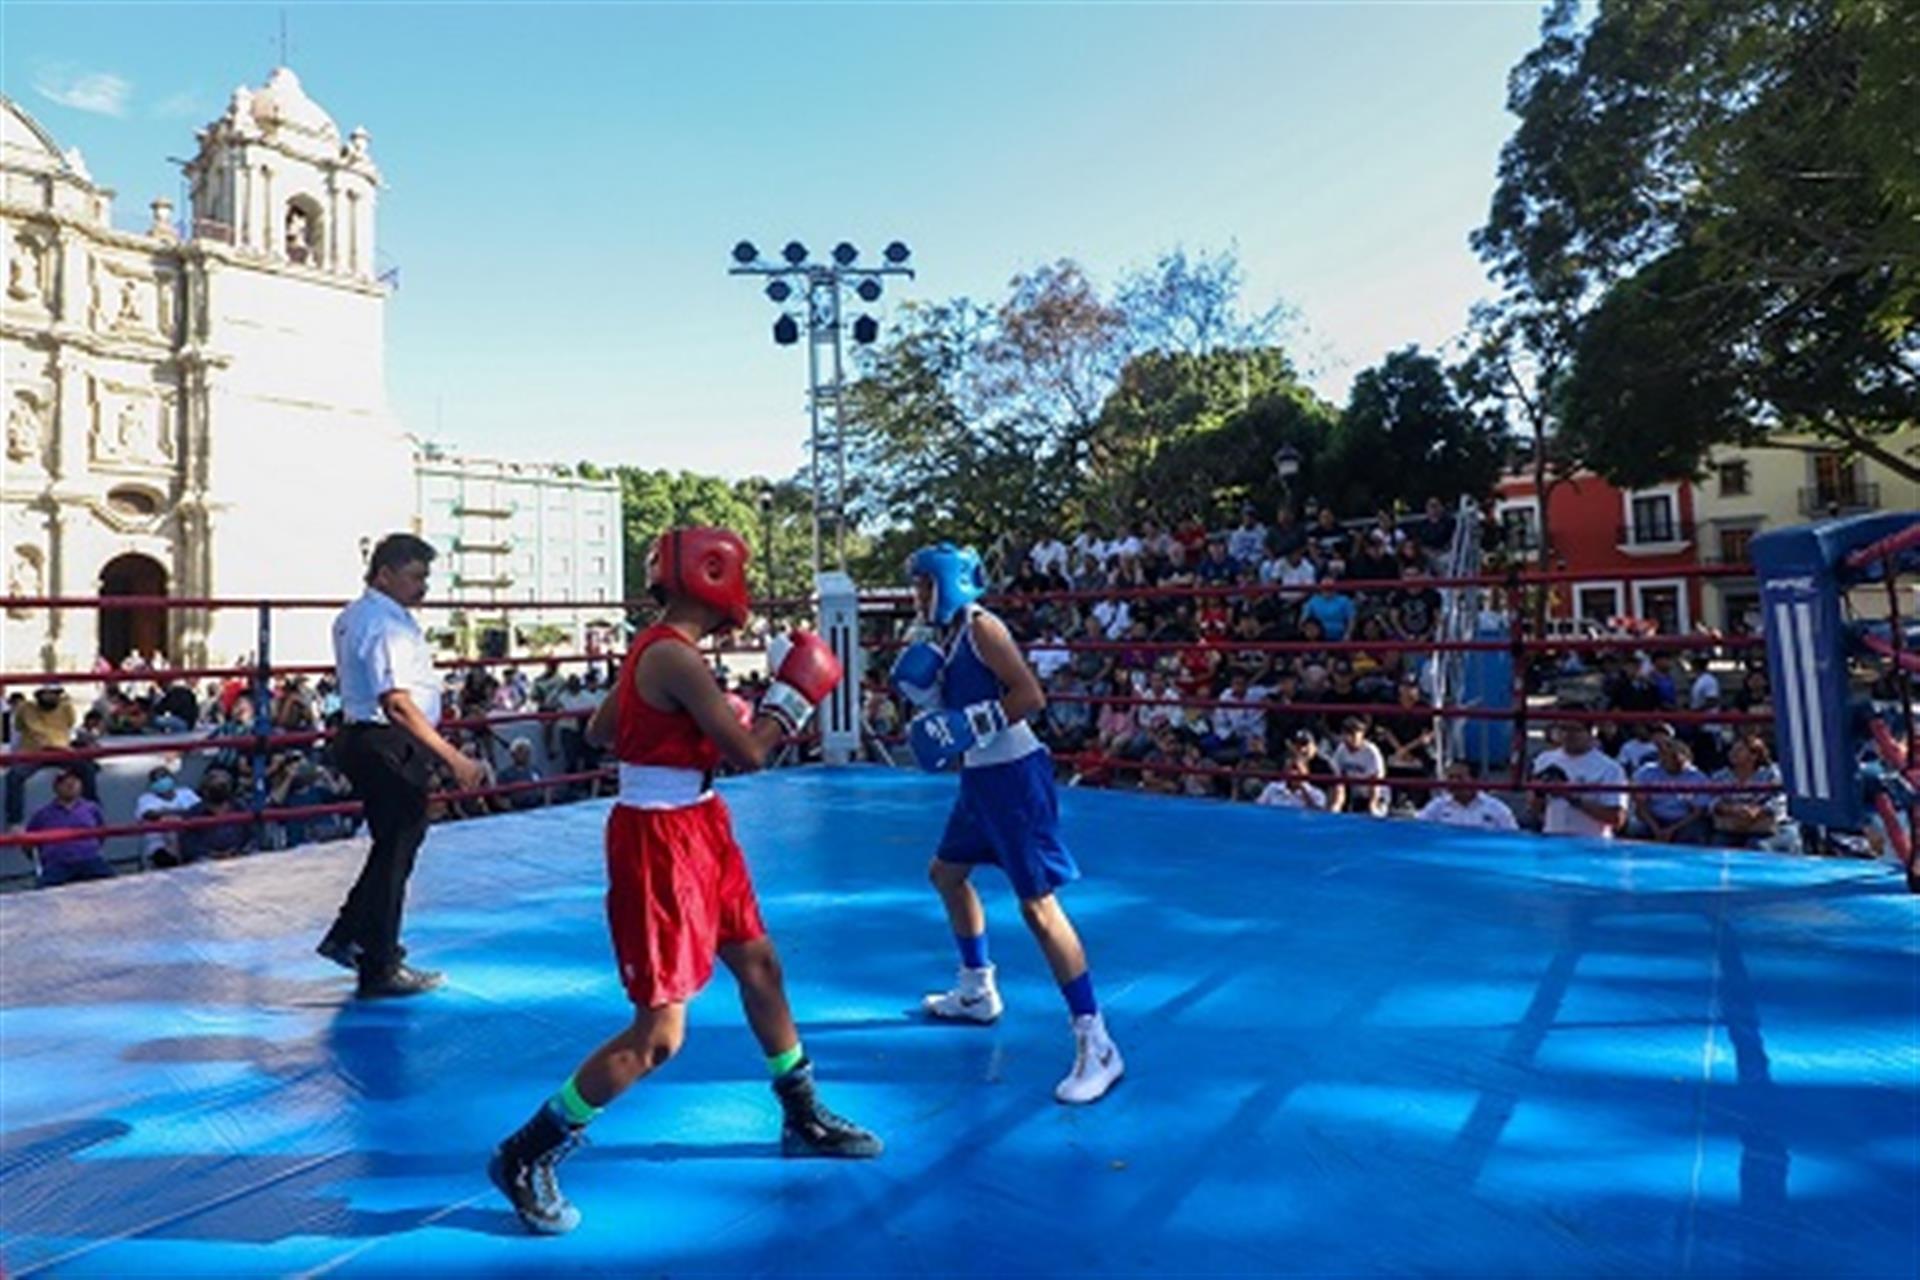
[1320, 347, 1507, 517]
[1477, 0, 1920, 485]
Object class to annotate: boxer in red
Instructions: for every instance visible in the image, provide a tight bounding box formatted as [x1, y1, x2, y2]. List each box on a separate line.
[490, 526, 880, 1236]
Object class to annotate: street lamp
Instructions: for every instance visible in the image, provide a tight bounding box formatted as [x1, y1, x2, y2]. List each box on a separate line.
[728, 238, 916, 579]
[1273, 443, 1302, 512]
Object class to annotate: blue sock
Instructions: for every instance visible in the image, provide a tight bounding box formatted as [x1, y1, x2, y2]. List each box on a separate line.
[1060, 971, 1098, 1018]
[956, 931, 989, 969]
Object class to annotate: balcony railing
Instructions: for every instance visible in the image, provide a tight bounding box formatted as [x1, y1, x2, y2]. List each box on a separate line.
[1798, 482, 1880, 517]
[1616, 520, 1696, 548]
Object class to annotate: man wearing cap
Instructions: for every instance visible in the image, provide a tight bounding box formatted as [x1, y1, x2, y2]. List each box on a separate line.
[318, 533, 484, 998]
[5, 685, 96, 831]
[25, 766, 113, 887]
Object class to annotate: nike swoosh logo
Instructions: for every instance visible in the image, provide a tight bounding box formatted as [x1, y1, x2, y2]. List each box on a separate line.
[958, 994, 988, 1007]
[1098, 1048, 1115, 1068]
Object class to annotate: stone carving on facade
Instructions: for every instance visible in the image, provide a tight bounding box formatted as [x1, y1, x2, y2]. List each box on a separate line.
[7, 236, 44, 301]
[6, 395, 46, 467]
[7, 545, 44, 617]
[90, 385, 170, 468]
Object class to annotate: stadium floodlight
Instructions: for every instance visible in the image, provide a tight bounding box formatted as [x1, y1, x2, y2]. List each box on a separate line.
[832, 241, 858, 266]
[852, 315, 880, 344]
[773, 313, 800, 345]
[856, 278, 882, 303]
[766, 279, 793, 303]
[883, 241, 911, 264]
[732, 240, 759, 265]
[782, 240, 809, 265]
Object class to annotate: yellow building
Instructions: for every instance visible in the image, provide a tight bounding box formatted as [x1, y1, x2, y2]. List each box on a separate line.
[1693, 430, 1920, 632]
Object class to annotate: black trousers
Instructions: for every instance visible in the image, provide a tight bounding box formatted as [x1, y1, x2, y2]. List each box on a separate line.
[330, 724, 431, 974]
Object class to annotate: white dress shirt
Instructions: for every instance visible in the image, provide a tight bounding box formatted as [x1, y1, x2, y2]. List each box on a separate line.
[333, 588, 441, 724]
[1416, 792, 1519, 831]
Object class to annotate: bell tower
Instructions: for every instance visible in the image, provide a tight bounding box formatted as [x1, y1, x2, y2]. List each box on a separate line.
[185, 66, 380, 275]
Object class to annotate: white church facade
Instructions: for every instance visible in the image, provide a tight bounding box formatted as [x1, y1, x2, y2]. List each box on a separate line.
[2, 68, 415, 673]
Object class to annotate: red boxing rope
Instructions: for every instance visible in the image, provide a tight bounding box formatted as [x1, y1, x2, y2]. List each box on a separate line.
[1058, 751, 1783, 796]
[1844, 521, 1920, 572]
[0, 765, 615, 852]
[1858, 633, 1920, 676]
[1040, 689, 1771, 728]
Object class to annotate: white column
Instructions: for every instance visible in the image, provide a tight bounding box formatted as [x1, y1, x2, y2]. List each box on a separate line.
[816, 572, 863, 764]
[327, 180, 342, 272]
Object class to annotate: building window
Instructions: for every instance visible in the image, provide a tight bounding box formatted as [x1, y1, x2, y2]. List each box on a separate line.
[1716, 461, 1750, 497]
[1499, 503, 1540, 552]
[107, 487, 162, 517]
[1634, 582, 1685, 634]
[1719, 526, 1755, 564]
[591, 556, 607, 576]
[1575, 584, 1623, 625]
[1629, 493, 1678, 544]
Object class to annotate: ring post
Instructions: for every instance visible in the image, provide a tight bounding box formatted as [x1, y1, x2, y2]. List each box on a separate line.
[817, 571, 863, 764]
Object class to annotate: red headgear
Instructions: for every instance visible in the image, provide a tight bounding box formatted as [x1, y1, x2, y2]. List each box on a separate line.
[647, 527, 751, 632]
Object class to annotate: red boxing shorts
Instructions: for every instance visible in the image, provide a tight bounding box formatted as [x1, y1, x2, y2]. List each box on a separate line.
[605, 796, 766, 1008]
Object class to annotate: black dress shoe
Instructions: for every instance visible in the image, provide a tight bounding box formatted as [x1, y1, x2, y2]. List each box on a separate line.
[355, 963, 445, 999]
[316, 935, 360, 971]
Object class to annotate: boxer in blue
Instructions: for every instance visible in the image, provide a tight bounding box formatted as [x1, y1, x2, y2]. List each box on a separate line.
[894, 542, 1124, 1104]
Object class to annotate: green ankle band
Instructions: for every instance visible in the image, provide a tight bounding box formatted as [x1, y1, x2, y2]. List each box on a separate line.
[767, 1044, 805, 1078]
[553, 1075, 602, 1126]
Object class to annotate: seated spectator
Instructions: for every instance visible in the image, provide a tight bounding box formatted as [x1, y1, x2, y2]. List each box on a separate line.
[1411, 496, 1456, 565]
[1309, 505, 1349, 562]
[1416, 760, 1519, 830]
[1030, 624, 1073, 682]
[136, 765, 200, 868]
[181, 767, 256, 861]
[1227, 506, 1267, 565]
[1530, 719, 1629, 838]
[1094, 687, 1144, 761]
[1710, 734, 1788, 848]
[1178, 743, 1217, 798]
[1617, 721, 1666, 774]
[496, 737, 549, 810]
[1303, 581, 1356, 642]
[1195, 537, 1239, 586]
[1044, 673, 1094, 753]
[1390, 563, 1443, 640]
[1030, 532, 1069, 578]
[270, 753, 354, 848]
[453, 739, 503, 818]
[1688, 659, 1722, 711]
[1172, 513, 1209, 564]
[1091, 591, 1132, 640]
[1210, 672, 1265, 756]
[1136, 668, 1182, 732]
[1347, 529, 1400, 585]
[1633, 736, 1712, 844]
[6, 685, 98, 830]
[1378, 676, 1436, 783]
[1256, 730, 1338, 811]
[1330, 716, 1388, 817]
[154, 679, 199, 733]
[1139, 724, 1184, 795]
[26, 766, 113, 887]
[1267, 504, 1307, 558]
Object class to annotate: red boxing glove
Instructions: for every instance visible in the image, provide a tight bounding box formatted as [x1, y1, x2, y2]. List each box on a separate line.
[760, 630, 843, 733]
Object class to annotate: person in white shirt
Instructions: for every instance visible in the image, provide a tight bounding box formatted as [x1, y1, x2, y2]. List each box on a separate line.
[1091, 596, 1132, 640]
[135, 765, 201, 867]
[1227, 509, 1267, 565]
[1030, 627, 1072, 682]
[1416, 761, 1519, 831]
[318, 533, 484, 999]
[1530, 720, 1629, 838]
[1256, 733, 1334, 810]
[1330, 716, 1389, 817]
[1029, 536, 1069, 578]
[1136, 670, 1181, 731]
[1210, 673, 1265, 748]
[1277, 548, 1318, 598]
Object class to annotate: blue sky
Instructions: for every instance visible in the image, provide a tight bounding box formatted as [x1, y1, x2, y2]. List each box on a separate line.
[4, 1, 1545, 480]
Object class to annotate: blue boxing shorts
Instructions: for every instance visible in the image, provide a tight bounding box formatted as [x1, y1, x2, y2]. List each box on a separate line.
[934, 749, 1079, 901]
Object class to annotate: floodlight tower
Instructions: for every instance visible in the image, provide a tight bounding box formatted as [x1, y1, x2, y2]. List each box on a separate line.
[728, 239, 915, 577]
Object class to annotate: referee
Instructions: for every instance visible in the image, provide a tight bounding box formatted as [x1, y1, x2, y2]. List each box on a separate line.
[318, 533, 484, 997]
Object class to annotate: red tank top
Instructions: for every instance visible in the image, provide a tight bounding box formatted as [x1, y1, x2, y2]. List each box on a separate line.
[614, 624, 722, 771]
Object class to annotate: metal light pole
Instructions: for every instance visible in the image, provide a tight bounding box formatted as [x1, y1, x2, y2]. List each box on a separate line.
[729, 240, 914, 580]
[758, 487, 777, 622]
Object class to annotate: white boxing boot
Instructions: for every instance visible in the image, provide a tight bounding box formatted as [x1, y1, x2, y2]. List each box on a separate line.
[922, 964, 1003, 1023]
[1055, 1012, 1124, 1104]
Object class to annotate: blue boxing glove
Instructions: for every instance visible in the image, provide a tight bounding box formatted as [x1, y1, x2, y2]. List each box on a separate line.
[889, 641, 945, 709]
[908, 700, 1009, 772]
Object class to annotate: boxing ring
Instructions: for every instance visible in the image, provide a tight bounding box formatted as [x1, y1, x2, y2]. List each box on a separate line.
[3, 767, 1917, 1277]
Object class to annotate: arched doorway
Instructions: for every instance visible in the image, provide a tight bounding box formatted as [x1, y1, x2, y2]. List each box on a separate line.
[99, 553, 168, 666]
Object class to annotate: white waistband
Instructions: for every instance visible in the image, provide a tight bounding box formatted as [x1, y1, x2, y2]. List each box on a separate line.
[617, 764, 714, 810]
[962, 720, 1042, 769]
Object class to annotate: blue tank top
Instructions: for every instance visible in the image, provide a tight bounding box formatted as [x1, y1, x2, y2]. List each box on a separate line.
[937, 606, 1041, 768]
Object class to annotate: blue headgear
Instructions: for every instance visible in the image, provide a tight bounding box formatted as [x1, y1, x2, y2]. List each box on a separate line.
[908, 542, 987, 625]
